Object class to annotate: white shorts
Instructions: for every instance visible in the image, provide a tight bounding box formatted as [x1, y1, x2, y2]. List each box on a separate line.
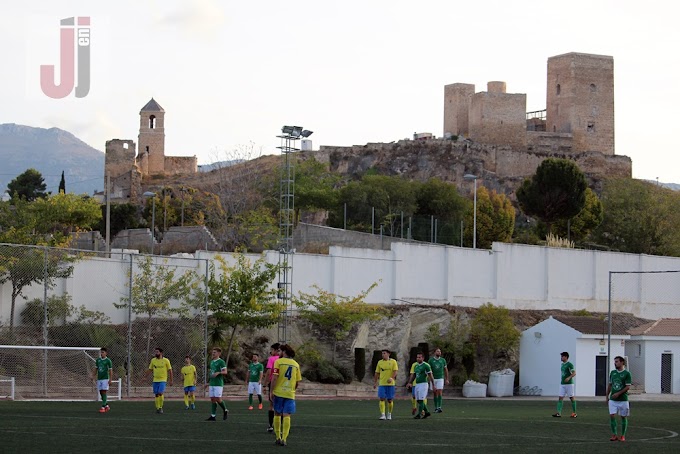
[608, 400, 630, 416]
[209, 386, 223, 398]
[97, 379, 109, 391]
[414, 383, 428, 400]
[430, 378, 444, 391]
[559, 384, 575, 398]
[248, 382, 262, 395]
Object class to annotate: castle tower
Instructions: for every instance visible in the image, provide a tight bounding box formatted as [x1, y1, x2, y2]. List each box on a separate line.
[546, 53, 614, 155]
[443, 83, 475, 137]
[468, 81, 527, 150]
[138, 98, 165, 175]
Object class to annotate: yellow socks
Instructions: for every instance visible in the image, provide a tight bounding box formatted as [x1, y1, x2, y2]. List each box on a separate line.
[274, 415, 282, 439]
[379, 401, 386, 414]
[184, 395, 189, 406]
[283, 416, 291, 442]
[388, 401, 394, 413]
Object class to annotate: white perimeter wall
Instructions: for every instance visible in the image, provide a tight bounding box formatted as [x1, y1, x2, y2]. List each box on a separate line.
[1, 242, 680, 326]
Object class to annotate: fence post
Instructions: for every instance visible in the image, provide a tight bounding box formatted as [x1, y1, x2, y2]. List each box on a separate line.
[43, 246, 48, 397]
[204, 258, 209, 393]
[126, 254, 133, 398]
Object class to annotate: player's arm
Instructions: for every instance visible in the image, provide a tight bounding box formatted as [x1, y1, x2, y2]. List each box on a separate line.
[258, 368, 263, 384]
[407, 372, 415, 388]
[444, 362, 450, 384]
[605, 382, 611, 401]
[373, 369, 380, 388]
[220, 366, 228, 376]
[264, 367, 272, 386]
[193, 367, 197, 386]
[167, 365, 173, 386]
[427, 370, 434, 388]
[107, 365, 113, 383]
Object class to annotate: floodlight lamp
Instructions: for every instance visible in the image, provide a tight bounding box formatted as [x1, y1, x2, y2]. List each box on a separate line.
[291, 126, 303, 137]
[301, 130, 313, 138]
[282, 126, 294, 134]
[143, 191, 157, 197]
[463, 174, 478, 181]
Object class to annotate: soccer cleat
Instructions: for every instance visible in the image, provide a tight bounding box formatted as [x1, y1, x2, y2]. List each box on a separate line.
[275, 439, 281, 446]
[258, 403, 263, 410]
[104, 405, 110, 412]
[619, 436, 625, 442]
[414, 414, 422, 419]
[158, 408, 163, 414]
[280, 440, 287, 447]
[386, 413, 392, 420]
[610, 435, 618, 441]
[552, 413, 561, 417]
[206, 416, 216, 421]
[423, 412, 431, 419]
[99, 407, 106, 413]
[570, 413, 577, 418]
[412, 408, 417, 415]
[190, 404, 195, 410]
[248, 406, 254, 410]
[186, 406, 190, 410]
[379, 414, 386, 420]
[267, 426, 274, 433]
[223, 409, 229, 420]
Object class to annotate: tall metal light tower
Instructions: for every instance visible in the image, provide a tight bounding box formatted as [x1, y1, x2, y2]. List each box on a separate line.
[277, 125, 313, 343]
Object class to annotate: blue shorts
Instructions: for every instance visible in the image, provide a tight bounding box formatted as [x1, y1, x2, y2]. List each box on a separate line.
[152, 382, 166, 394]
[411, 386, 416, 398]
[184, 386, 196, 393]
[378, 385, 395, 400]
[273, 396, 296, 414]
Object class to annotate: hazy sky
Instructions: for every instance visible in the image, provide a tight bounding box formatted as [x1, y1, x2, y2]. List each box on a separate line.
[2, 0, 679, 183]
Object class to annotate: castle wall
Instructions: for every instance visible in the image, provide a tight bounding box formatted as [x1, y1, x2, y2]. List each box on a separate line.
[165, 156, 198, 175]
[469, 91, 527, 150]
[110, 169, 142, 203]
[526, 131, 573, 153]
[443, 83, 475, 136]
[104, 139, 136, 181]
[547, 53, 614, 155]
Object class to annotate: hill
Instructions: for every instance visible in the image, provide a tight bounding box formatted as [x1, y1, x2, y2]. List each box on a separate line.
[0, 124, 104, 197]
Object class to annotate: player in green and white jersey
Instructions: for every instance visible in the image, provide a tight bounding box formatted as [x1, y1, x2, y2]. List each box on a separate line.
[407, 352, 433, 419]
[553, 352, 577, 418]
[606, 356, 632, 442]
[247, 353, 264, 410]
[93, 347, 113, 413]
[428, 348, 449, 413]
[204, 347, 229, 421]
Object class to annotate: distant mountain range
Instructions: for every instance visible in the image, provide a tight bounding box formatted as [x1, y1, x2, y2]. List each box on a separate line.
[0, 123, 104, 197]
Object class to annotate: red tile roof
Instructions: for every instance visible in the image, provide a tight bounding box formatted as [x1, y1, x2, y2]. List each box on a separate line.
[628, 319, 680, 337]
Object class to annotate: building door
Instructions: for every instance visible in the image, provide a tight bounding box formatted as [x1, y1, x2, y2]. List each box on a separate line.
[661, 354, 672, 394]
[595, 355, 608, 396]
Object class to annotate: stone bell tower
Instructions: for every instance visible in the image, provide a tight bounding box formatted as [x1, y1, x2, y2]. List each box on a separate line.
[138, 98, 166, 175]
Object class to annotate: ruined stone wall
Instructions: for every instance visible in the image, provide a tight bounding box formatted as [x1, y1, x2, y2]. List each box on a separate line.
[495, 148, 631, 179]
[105, 139, 136, 180]
[469, 91, 527, 150]
[165, 156, 198, 175]
[526, 131, 573, 153]
[443, 83, 475, 136]
[109, 169, 142, 203]
[547, 53, 614, 155]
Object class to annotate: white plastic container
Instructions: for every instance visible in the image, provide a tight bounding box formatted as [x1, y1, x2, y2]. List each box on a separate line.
[487, 369, 515, 397]
[462, 380, 487, 398]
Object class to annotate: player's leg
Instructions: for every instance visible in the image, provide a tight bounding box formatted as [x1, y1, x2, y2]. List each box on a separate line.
[190, 389, 196, 409]
[281, 399, 295, 445]
[273, 397, 283, 443]
[257, 382, 263, 409]
[570, 395, 577, 416]
[608, 400, 618, 440]
[184, 388, 190, 408]
[554, 386, 565, 416]
[268, 385, 275, 431]
[619, 402, 630, 441]
[411, 386, 417, 414]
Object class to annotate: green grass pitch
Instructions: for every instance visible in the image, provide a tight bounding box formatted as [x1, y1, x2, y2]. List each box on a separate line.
[0, 399, 678, 453]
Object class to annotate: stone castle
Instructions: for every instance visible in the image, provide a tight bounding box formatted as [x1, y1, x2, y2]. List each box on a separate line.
[444, 52, 615, 156]
[104, 99, 197, 202]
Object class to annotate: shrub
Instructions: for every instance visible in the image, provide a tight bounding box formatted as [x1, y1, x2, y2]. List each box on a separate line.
[315, 360, 345, 384]
[334, 363, 353, 384]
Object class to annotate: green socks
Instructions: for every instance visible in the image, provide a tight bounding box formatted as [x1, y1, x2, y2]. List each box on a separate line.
[211, 402, 217, 415]
[571, 400, 577, 412]
[557, 400, 564, 413]
[258, 394, 262, 403]
[610, 418, 618, 435]
[101, 392, 107, 406]
[621, 418, 628, 435]
[249, 394, 253, 405]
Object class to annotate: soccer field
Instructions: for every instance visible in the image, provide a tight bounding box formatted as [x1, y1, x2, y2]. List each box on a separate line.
[0, 399, 678, 453]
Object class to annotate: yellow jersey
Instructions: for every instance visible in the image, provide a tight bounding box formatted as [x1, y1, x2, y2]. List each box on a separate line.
[149, 357, 172, 382]
[375, 358, 398, 386]
[272, 357, 302, 400]
[410, 362, 416, 386]
[181, 364, 196, 387]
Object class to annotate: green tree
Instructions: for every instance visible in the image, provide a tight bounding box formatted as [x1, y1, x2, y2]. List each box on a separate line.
[425, 312, 472, 365]
[201, 254, 283, 366]
[551, 188, 604, 242]
[470, 303, 520, 370]
[21, 293, 73, 326]
[0, 245, 74, 333]
[7, 168, 48, 201]
[295, 283, 385, 362]
[464, 186, 515, 249]
[58, 171, 66, 194]
[100, 203, 140, 237]
[30, 193, 102, 237]
[591, 178, 680, 255]
[295, 158, 340, 215]
[516, 158, 587, 233]
[114, 255, 199, 359]
[415, 178, 467, 245]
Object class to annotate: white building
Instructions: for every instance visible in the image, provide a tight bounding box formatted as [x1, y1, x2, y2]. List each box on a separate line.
[626, 319, 680, 394]
[520, 315, 633, 397]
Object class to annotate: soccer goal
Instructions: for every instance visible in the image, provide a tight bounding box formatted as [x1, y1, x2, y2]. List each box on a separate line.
[0, 345, 121, 401]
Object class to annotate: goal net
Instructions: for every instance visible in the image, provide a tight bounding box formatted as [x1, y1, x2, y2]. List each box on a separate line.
[0, 345, 121, 401]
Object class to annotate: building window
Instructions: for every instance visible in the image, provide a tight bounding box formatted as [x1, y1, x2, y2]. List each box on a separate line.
[587, 122, 595, 132]
[556, 84, 561, 95]
[146, 146, 149, 153]
[149, 115, 156, 129]
[590, 83, 597, 92]
[637, 344, 642, 357]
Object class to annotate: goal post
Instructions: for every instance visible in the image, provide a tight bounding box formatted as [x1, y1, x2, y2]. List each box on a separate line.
[0, 345, 121, 401]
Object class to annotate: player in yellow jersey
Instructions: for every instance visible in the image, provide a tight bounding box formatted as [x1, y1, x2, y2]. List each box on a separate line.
[144, 347, 173, 414]
[373, 349, 398, 420]
[272, 344, 302, 447]
[181, 355, 197, 410]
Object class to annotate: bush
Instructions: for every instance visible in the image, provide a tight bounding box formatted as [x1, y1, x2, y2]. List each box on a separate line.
[307, 360, 344, 384]
[335, 363, 353, 384]
[354, 348, 366, 381]
[450, 371, 468, 387]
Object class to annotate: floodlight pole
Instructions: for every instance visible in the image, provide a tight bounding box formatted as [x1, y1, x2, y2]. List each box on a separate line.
[464, 174, 478, 249]
[143, 192, 157, 254]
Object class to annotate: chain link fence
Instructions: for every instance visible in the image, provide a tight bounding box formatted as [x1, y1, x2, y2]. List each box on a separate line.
[609, 270, 680, 394]
[0, 243, 209, 400]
